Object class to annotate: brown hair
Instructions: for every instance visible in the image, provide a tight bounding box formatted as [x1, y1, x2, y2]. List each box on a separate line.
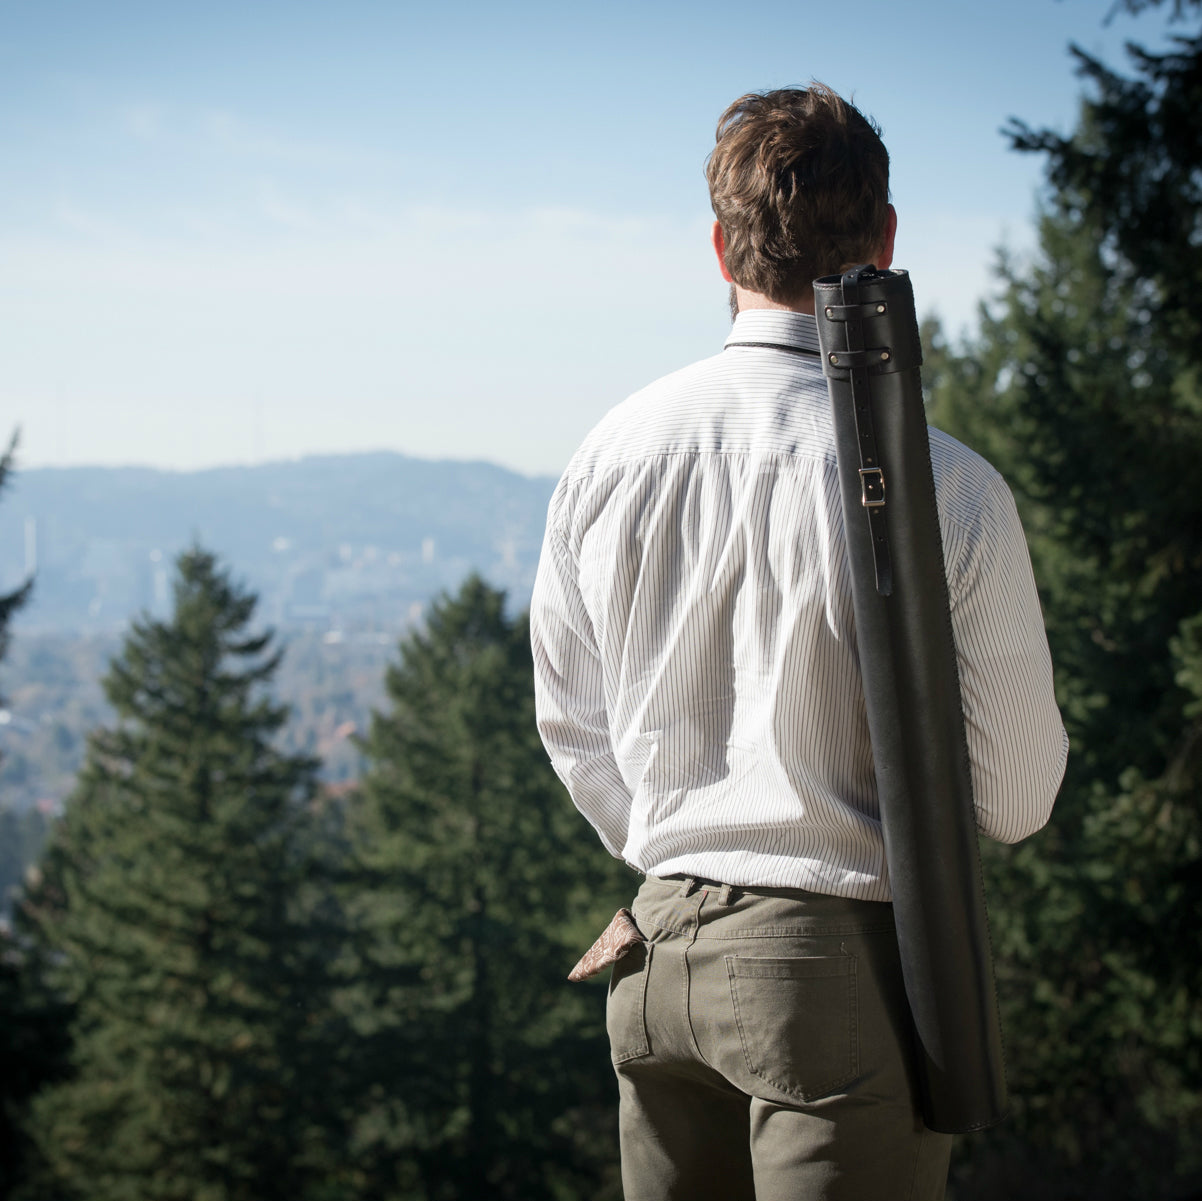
[706, 84, 890, 305]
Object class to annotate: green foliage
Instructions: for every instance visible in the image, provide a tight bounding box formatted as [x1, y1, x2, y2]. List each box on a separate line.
[924, 15, 1202, 1198]
[2, 572, 630, 1198]
[930, 208, 1199, 788]
[0, 429, 61, 1198]
[18, 549, 356, 1200]
[0, 927, 72, 1199]
[343, 574, 631, 1200]
[1008, 17, 1202, 360]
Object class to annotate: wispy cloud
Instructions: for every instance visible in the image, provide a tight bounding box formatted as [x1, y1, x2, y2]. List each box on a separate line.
[254, 180, 324, 232]
[50, 200, 126, 239]
[119, 103, 166, 142]
[111, 102, 389, 173]
[197, 108, 385, 170]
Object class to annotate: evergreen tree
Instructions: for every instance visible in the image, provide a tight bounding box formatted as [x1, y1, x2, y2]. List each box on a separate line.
[1007, 0, 1202, 365]
[0, 919, 70, 1200]
[19, 549, 355, 1200]
[923, 9, 1202, 1195]
[0, 429, 57, 1198]
[344, 574, 630, 1200]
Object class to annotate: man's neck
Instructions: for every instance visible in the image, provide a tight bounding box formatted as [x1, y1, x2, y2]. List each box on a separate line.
[731, 284, 814, 317]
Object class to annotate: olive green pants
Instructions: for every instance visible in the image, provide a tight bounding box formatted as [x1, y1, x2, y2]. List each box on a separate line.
[607, 875, 953, 1200]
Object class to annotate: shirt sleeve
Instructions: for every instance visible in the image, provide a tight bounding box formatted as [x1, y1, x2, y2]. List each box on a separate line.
[944, 473, 1069, 843]
[530, 520, 634, 859]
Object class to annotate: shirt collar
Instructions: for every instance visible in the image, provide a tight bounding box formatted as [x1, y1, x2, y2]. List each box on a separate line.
[723, 309, 821, 356]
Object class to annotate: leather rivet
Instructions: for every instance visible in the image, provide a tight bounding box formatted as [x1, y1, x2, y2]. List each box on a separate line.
[880, 351, 891, 361]
[825, 307, 834, 318]
[829, 354, 839, 365]
[876, 304, 886, 313]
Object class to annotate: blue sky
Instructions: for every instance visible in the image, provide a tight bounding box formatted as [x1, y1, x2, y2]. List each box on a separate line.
[0, 0, 1185, 477]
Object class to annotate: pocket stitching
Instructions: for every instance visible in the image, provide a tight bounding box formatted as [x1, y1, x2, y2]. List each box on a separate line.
[727, 954, 859, 1101]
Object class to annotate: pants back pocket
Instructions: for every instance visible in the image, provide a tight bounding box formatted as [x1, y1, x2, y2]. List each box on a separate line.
[607, 941, 653, 1063]
[726, 954, 859, 1102]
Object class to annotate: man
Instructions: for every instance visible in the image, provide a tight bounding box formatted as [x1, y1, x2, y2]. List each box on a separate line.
[530, 85, 1067, 1200]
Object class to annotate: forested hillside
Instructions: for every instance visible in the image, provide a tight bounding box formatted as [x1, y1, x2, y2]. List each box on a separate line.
[0, 453, 555, 633]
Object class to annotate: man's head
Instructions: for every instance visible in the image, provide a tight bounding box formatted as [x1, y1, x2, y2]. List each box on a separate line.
[706, 84, 893, 312]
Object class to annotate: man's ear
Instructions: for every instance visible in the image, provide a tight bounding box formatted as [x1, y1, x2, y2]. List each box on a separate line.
[876, 204, 898, 271]
[711, 221, 735, 283]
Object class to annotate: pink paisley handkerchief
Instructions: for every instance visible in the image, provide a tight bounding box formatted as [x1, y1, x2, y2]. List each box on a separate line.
[568, 907, 647, 981]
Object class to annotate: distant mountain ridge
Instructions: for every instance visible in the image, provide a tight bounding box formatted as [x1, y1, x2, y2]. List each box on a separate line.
[0, 453, 558, 633]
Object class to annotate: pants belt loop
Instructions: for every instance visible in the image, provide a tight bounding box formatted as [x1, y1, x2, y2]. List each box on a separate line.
[679, 877, 697, 897]
[717, 883, 733, 906]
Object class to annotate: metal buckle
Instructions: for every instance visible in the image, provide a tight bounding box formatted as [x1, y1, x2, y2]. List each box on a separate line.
[860, 467, 886, 508]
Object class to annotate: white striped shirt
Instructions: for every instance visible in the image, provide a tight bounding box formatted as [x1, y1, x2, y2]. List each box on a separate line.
[531, 309, 1068, 901]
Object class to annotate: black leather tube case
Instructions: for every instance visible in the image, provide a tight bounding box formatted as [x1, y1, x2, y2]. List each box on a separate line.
[814, 265, 1008, 1134]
